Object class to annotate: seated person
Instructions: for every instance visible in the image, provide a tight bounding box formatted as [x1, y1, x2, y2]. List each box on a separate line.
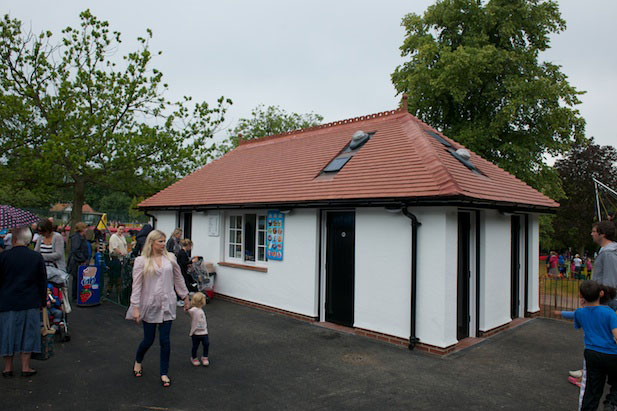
[46, 285, 63, 325]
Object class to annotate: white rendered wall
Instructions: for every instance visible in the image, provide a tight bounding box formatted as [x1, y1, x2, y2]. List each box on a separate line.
[198, 209, 320, 318]
[414, 207, 459, 348]
[190, 211, 223, 264]
[479, 210, 512, 332]
[527, 214, 540, 313]
[354, 208, 412, 339]
[153, 211, 177, 240]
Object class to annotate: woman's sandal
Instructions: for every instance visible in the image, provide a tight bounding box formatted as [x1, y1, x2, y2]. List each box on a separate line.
[161, 376, 171, 387]
[133, 365, 143, 377]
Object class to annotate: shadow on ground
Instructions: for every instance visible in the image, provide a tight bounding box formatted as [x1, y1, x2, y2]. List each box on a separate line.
[0, 299, 584, 410]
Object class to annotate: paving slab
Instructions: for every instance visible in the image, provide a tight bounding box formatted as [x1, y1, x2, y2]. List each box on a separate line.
[0, 299, 585, 410]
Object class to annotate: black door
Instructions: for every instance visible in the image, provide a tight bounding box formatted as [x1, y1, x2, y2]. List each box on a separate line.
[326, 212, 355, 326]
[511, 216, 521, 318]
[457, 212, 471, 340]
[182, 212, 192, 240]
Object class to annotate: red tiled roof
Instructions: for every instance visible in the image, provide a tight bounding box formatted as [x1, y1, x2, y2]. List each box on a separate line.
[139, 109, 558, 210]
[49, 203, 98, 214]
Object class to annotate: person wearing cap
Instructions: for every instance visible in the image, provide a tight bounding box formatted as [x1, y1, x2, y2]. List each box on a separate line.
[573, 254, 583, 279]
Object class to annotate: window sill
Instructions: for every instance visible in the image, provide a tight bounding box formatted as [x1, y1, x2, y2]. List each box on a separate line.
[218, 261, 268, 273]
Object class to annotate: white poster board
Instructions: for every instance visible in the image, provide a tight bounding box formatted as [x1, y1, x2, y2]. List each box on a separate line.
[208, 214, 220, 237]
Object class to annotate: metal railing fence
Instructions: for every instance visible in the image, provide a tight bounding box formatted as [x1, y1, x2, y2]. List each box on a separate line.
[538, 261, 590, 319]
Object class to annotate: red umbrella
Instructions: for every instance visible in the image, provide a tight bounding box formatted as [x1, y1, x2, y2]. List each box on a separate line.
[0, 205, 41, 230]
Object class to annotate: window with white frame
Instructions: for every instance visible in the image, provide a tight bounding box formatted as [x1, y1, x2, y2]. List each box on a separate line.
[227, 213, 267, 263]
[228, 215, 243, 259]
[257, 215, 267, 261]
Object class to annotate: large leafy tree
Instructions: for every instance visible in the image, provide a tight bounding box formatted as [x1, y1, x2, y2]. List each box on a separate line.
[392, 0, 585, 197]
[214, 104, 323, 156]
[0, 10, 231, 227]
[551, 140, 617, 253]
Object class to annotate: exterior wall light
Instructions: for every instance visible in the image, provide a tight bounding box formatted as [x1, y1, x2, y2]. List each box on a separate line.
[385, 205, 404, 214]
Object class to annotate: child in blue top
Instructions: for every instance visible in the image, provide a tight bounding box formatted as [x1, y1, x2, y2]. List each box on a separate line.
[46, 284, 63, 325]
[562, 281, 617, 411]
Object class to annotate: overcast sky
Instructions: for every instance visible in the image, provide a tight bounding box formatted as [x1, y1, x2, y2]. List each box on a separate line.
[3, 0, 616, 149]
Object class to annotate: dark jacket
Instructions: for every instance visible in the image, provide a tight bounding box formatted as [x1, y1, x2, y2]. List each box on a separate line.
[68, 232, 89, 273]
[0, 246, 47, 312]
[166, 236, 181, 255]
[132, 224, 153, 257]
[177, 248, 191, 277]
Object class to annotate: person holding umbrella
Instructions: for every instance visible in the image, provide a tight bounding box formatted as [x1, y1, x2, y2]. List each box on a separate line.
[0, 205, 44, 253]
[0, 224, 47, 377]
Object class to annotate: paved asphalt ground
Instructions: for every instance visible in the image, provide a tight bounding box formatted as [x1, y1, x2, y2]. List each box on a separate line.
[0, 299, 588, 410]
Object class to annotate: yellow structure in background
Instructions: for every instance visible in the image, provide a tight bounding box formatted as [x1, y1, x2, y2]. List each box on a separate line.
[96, 213, 108, 230]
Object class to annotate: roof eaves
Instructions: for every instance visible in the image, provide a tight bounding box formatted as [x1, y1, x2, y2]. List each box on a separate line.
[138, 194, 558, 214]
[138, 157, 228, 208]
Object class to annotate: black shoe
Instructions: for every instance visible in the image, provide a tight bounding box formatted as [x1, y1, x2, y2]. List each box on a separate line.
[21, 370, 37, 377]
[2, 371, 13, 378]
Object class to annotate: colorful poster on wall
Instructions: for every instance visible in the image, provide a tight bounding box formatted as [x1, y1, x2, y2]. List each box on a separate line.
[266, 210, 285, 261]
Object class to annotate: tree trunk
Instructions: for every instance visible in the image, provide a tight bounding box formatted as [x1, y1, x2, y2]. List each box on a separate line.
[70, 177, 85, 234]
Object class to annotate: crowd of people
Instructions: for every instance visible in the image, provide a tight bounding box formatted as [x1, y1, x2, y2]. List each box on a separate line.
[2, 214, 617, 406]
[0, 221, 210, 389]
[546, 249, 595, 279]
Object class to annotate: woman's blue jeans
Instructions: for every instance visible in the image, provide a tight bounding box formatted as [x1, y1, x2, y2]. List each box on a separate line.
[135, 321, 172, 376]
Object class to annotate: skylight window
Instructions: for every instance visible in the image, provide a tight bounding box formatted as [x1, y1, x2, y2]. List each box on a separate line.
[318, 130, 376, 176]
[323, 156, 352, 173]
[425, 129, 485, 177]
[448, 148, 484, 175]
[425, 130, 452, 148]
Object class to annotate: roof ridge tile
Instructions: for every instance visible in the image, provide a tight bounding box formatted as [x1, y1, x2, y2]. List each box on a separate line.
[399, 114, 463, 196]
[236, 108, 406, 148]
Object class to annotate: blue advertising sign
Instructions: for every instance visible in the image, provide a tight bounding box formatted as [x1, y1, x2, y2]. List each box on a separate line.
[266, 211, 285, 261]
[77, 265, 101, 306]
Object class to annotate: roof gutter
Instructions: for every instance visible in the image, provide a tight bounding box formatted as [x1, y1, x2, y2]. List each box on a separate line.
[401, 206, 421, 350]
[138, 196, 557, 214]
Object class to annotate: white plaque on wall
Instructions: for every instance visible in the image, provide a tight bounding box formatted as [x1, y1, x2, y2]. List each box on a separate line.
[208, 214, 220, 237]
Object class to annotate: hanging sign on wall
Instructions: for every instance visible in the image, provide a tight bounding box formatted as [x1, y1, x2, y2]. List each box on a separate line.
[266, 210, 285, 261]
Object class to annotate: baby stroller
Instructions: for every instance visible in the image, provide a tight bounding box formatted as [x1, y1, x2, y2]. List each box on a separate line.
[188, 258, 216, 303]
[46, 264, 71, 342]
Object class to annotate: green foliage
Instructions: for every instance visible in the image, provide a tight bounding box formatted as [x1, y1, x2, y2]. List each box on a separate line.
[0, 10, 231, 228]
[391, 0, 586, 197]
[128, 196, 147, 222]
[552, 139, 617, 253]
[96, 192, 132, 214]
[213, 104, 323, 157]
[538, 214, 556, 252]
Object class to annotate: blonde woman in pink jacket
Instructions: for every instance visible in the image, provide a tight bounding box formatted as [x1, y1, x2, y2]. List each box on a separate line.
[126, 230, 189, 388]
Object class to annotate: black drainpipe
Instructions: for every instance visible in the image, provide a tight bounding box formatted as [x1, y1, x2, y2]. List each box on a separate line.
[402, 207, 421, 350]
[144, 211, 157, 229]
